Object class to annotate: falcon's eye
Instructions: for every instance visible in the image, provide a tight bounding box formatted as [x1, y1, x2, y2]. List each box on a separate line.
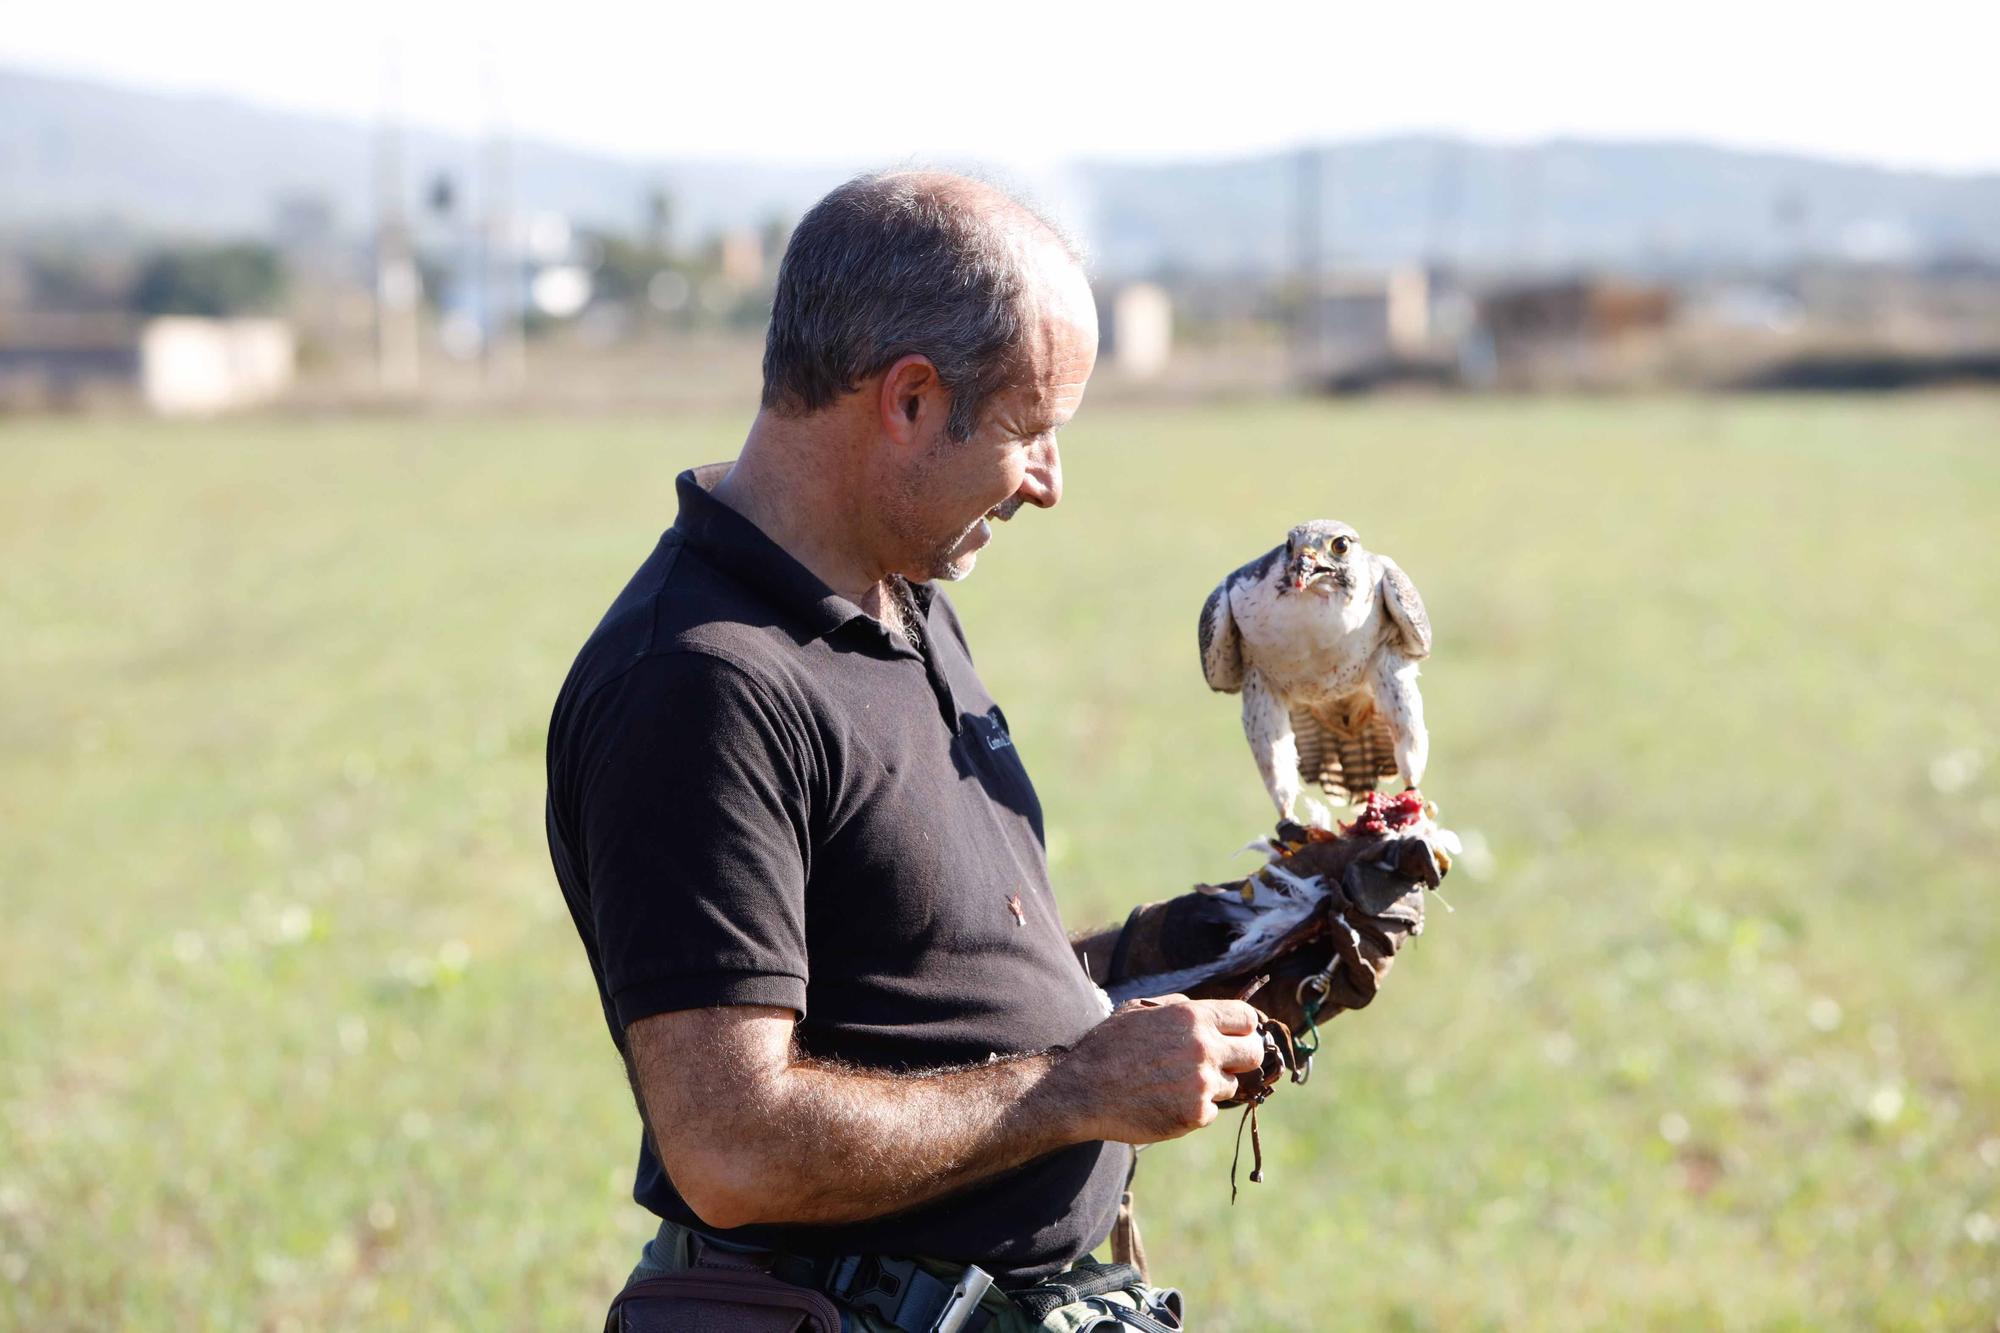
[1330, 535, 1353, 556]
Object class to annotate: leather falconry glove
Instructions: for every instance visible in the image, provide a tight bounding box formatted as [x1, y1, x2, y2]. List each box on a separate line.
[1098, 795, 1450, 1034]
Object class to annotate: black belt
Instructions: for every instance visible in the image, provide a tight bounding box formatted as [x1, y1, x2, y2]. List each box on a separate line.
[684, 1226, 1164, 1332]
[797, 1252, 991, 1333]
[687, 1230, 993, 1333]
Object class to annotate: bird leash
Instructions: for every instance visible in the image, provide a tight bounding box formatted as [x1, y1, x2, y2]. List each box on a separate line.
[1222, 975, 1310, 1204]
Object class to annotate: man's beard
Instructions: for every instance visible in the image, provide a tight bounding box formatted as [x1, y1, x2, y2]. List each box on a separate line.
[916, 493, 1027, 582]
[889, 451, 1024, 584]
[917, 513, 986, 583]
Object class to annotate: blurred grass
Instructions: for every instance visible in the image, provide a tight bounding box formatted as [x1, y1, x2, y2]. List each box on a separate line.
[3, 394, 1997, 1330]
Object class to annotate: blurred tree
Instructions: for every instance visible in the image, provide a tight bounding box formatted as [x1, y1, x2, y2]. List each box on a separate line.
[415, 255, 452, 311]
[728, 293, 774, 334]
[645, 187, 676, 258]
[760, 213, 793, 273]
[132, 244, 285, 317]
[588, 231, 669, 308]
[26, 249, 125, 311]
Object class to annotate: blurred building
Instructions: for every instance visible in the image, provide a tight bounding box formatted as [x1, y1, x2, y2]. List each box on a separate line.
[0, 312, 142, 410]
[718, 229, 765, 288]
[0, 314, 296, 414]
[140, 317, 296, 415]
[1102, 282, 1174, 380]
[1475, 278, 1676, 385]
[1294, 265, 1475, 391]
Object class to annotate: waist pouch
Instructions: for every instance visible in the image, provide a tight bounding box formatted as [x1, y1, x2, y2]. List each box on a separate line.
[1005, 1261, 1183, 1332]
[606, 1268, 840, 1333]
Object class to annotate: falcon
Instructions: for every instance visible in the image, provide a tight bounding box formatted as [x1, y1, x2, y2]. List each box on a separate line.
[1198, 520, 1432, 823]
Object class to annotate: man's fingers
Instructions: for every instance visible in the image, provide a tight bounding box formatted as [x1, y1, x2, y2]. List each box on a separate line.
[1199, 998, 1262, 1036]
[1216, 1031, 1267, 1075]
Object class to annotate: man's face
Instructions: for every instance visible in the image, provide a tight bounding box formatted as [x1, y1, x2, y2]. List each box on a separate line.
[888, 262, 1097, 584]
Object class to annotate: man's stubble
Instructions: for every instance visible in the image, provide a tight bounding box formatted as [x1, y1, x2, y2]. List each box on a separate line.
[886, 440, 1025, 585]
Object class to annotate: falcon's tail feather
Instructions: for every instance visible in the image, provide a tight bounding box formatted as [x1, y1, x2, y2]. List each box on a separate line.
[1292, 702, 1400, 805]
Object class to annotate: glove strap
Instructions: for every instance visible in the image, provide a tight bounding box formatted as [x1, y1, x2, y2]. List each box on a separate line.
[1104, 903, 1152, 986]
[1293, 970, 1330, 1062]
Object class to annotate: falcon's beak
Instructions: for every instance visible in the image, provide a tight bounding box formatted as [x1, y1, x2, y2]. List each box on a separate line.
[1285, 548, 1321, 592]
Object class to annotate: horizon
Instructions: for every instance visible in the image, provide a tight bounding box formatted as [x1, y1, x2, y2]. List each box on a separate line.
[10, 59, 2000, 184]
[4, 0, 1997, 177]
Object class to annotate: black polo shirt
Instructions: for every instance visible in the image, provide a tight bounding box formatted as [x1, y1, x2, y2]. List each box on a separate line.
[545, 463, 1129, 1282]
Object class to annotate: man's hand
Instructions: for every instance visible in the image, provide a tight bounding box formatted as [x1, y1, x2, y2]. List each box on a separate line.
[1045, 995, 1268, 1144]
[624, 996, 1267, 1232]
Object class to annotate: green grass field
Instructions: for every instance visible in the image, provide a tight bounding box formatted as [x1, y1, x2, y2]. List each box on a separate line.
[4, 394, 1997, 1330]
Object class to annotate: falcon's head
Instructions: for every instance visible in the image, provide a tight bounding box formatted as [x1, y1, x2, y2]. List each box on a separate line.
[1282, 520, 1364, 596]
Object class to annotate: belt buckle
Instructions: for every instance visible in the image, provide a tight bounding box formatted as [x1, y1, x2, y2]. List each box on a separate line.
[829, 1256, 908, 1324]
[827, 1255, 993, 1333]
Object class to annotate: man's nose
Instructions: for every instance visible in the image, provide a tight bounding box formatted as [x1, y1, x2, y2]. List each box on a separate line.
[1018, 437, 1062, 509]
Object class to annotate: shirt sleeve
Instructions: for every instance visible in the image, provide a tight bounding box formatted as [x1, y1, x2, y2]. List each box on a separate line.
[571, 650, 813, 1030]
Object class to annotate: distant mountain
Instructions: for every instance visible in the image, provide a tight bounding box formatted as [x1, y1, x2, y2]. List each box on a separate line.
[1085, 139, 2000, 274]
[6, 66, 1998, 276]
[0, 67, 851, 248]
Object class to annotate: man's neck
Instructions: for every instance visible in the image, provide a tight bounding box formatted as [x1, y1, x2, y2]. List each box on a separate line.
[712, 410, 897, 621]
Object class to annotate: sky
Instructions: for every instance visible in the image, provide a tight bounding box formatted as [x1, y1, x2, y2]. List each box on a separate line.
[4, 0, 1997, 175]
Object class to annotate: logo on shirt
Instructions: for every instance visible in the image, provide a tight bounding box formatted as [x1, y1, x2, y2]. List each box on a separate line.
[981, 707, 1014, 752]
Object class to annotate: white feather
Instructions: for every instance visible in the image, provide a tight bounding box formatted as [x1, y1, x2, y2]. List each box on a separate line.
[1106, 817, 1460, 1007]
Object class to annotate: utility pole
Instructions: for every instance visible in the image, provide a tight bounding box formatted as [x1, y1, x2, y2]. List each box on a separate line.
[1508, 144, 1544, 275]
[1426, 137, 1464, 273]
[1292, 144, 1324, 378]
[479, 46, 525, 392]
[373, 43, 421, 397]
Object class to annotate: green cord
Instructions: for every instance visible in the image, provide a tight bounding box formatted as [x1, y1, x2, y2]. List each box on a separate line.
[1294, 992, 1324, 1060]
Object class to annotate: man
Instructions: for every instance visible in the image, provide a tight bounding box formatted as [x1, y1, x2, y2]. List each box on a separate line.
[547, 171, 1269, 1331]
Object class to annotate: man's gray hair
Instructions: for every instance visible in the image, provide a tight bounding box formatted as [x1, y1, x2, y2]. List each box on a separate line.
[761, 171, 1077, 442]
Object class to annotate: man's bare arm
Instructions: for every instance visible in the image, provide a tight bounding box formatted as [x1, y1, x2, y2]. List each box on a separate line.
[626, 998, 1263, 1231]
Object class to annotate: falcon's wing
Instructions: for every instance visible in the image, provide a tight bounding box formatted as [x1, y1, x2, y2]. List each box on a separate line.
[1197, 578, 1244, 692]
[1198, 546, 1279, 693]
[1375, 555, 1432, 659]
[1292, 698, 1400, 804]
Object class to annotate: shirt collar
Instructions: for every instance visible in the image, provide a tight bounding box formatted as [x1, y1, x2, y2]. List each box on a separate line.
[671, 463, 933, 653]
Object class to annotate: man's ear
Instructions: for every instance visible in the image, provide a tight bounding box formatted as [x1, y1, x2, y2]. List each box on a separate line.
[877, 354, 944, 448]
